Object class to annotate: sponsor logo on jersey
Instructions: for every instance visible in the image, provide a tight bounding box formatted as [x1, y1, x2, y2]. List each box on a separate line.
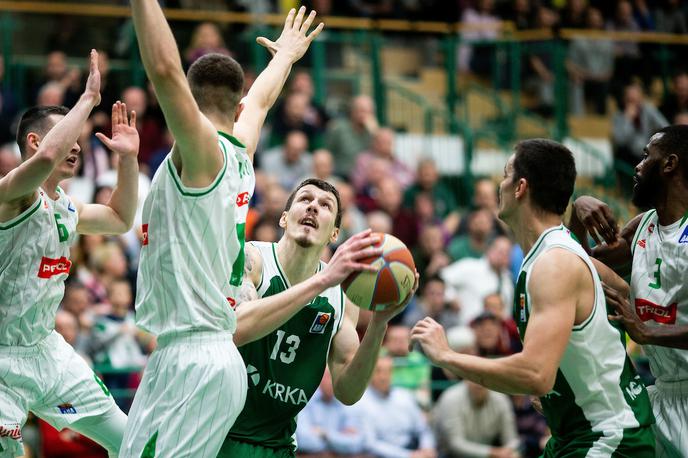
[236, 192, 250, 207]
[679, 225, 688, 244]
[519, 294, 526, 322]
[57, 403, 77, 414]
[637, 239, 646, 249]
[309, 312, 331, 334]
[647, 223, 655, 234]
[262, 379, 309, 406]
[246, 364, 260, 386]
[625, 376, 644, 401]
[142, 224, 149, 246]
[38, 256, 72, 278]
[67, 201, 76, 213]
[635, 298, 677, 324]
[0, 423, 22, 440]
[227, 297, 236, 309]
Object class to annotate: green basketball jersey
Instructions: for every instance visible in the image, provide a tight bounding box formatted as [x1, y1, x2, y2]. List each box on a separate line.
[226, 241, 346, 450]
[513, 225, 654, 451]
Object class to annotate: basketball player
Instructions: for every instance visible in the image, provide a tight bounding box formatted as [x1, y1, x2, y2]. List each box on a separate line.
[0, 50, 139, 457]
[123, 4, 379, 457]
[216, 178, 418, 458]
[571, 125, 688, 457]
[411, 139, 655, 456]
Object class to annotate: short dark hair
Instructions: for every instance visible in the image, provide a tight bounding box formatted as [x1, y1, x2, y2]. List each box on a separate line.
[284, 178, 343, 228]
[652, 125, 688, 182]
[16, 105, 69, 158]
[186, 53, 244, 116]
[513, 139, 577, 215]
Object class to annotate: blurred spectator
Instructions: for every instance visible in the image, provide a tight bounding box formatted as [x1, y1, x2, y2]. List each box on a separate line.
[559, 0, 587, 29]
[654, 0, 687, 34]
[456, 178, 506, 237]
[262, 130, 313, 190]
[567, 8, 615, 115]
[366, 210, 393, 235]
[412, 224, 451, 279]
[471, 311, 512, 357]
[301, 148, 341, 186]
[0, 143, 20, 177]
[383, 325, 431, 396]
[403, 158, 458, 231]
[458, 0, 501, 76]
[259, 183, 290, 230]
[148, 128, 174, 177]
[55, 310, 82, 354]
[607, 0, 644, 87]
[403, 277, 459, 330]
[86, 242, 132, 303]
[660, 71, 688, 123]
[61, 281, 96, 349]
[447, 209, 494, 262]
[482, 293, 521, 354]
[32, 51, 80, 106]
[442, 236, 513, 326]
[122, 86, 166, 167]
[351, 127, 415, 192]
[355, 156, 390, 213]
[333, 182, 367, 248]
[37, 82, 66, 107]
[296, 369, 366, 457]
[270, 91, 325, 148]
[512, 395, 548, 458]
[0, 59, 18, 145]
[372, 177, 418, 248]
[525, 6, 559, 116]
[612, 82, 668, 178]
[508, 0, 534, 30]
[184, 22, 230, 66]
[325, 95, 377, 177]
[433, 380, 520, 458]
[253, 216, 280, 242]
[354, 355, 437, 458]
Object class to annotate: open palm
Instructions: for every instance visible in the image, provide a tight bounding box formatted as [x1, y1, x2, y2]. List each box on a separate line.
[96, 101, 139, 158]
[257, 7, 324, 63]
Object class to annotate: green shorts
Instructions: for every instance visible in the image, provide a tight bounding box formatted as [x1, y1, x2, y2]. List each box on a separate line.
[542, 426, 655, 457]
[217, 437, 295, 458]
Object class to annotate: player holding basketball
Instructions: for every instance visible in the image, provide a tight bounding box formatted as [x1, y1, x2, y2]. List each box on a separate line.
[411, 139, 655, 456]
[123, 3, 380, 457]
[218, 178, 418, 458]
[571, 125, 688, 457]
[0, 50, 138, 457]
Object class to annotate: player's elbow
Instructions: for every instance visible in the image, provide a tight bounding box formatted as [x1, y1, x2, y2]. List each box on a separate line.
[529, 370, 555, 397]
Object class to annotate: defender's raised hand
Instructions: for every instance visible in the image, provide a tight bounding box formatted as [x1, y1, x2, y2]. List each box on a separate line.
[83, 49, 102, 106]
[256, 7, 324, 62]
[95, 102, 139, 158]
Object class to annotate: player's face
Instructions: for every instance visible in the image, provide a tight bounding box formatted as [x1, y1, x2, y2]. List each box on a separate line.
[44, 115, 81, 180]
[283, 185, 339, 248]
[632, 139, 663, 210]
[497, 155, 517, 222]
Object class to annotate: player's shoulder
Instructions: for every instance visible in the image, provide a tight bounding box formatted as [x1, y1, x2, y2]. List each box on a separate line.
[530, 247, 588, 289]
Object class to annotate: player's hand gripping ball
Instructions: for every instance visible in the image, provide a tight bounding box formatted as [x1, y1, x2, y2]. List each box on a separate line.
[342, 233, 416, 311]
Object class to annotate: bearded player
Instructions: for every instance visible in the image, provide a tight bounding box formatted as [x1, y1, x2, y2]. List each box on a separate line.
[218, 178, 418, 458]
[0, 50, 139, 457]
[572, 125, 688, 457]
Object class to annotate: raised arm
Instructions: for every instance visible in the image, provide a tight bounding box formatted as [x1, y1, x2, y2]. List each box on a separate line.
[233, 7, 324, 159]
[75, 101, 140, 235]
[0, 50, 100, 205]
[130, 0, 220, 184]
[411, 249, 582, 396]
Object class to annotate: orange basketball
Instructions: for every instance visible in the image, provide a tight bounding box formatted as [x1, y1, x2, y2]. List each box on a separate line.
[342, 233, 416, 311]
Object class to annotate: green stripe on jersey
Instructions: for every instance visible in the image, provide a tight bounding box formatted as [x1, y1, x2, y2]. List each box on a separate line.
[0, 197, 42, 230]
[166, 141, 228, 197]
[218, 131, 246, 149]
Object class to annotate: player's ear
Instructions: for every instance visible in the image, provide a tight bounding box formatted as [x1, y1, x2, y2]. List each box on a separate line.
[514, 178, 527, 200]
[279, 211, 288, 229]
[329, 227, 340, 244]
[234, 101, 245, 123]
[663, 153, 679, 175]
[26, 132, 41, 156]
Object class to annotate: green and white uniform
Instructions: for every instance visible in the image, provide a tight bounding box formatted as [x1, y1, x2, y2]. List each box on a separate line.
[122, 133, 254, 458]
[219, 241, 346, 458]
[631, 211, 688, 457]
[0, 188, 123, 457]
[514, 225, 655, 457]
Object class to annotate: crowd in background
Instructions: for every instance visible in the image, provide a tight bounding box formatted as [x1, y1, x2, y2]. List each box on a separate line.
[0, 1, 676, 457]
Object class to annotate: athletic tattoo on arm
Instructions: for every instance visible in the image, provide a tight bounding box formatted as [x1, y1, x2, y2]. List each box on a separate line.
[237, 246, 259, 303]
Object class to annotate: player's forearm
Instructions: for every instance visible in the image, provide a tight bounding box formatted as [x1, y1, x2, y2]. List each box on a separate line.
[130, 0, 183, 81]
[245, 54, 293, 110]
[640, 325, 688, 349]
[333, 319, 388, 405]
[105, 155, 139, 232]
[437, 351, 552, 396]
[234, 273, 330, 346]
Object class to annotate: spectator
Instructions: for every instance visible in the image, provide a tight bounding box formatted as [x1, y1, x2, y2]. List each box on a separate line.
[526, 6, 559, 116]
[0, 59, 18, 145]
[355, 156, 391, 213]
[567, 8, 615, 115]
[403, 277, 459, 331]
[31, 50, 80, 106]
[383, 325, 431, 396]
[354, 355, 437, 458]
[508, 0, 534, 30]
[612, 82, 668, 182]
[432, 380, 520, 458]
[301, 148, 341, 186]
[289, 70, 329, 131]
[559, 0, 587, 29]
[366, 210, 393, 235]
[259, 182, 289, 230]
[654, 0, 687, 34]
[0, 143, 20, 177]
[36, 82, 66, 107]
[61, 281, 97, 350]
[660, 71, 688, 123]
[184, 22, 230, 66]
[121, 86, 165, 168]
[262, 130, 313, 190]
[55, 310, 82, 356]
[372, 177, 418, 248]
[607, 0, 644, 88]
[296, 369, 366, 456]
[482, 293, 521, 354]
[456, 178, 506, 237]
[512, 395, 548, 458]
[325, 95, 377, 177]
[351, 127, 415, 192]
[412, 224, 451, 279]
[333, 181, 367, 248]
[441, 236, 514, 326]
[252, 216, 280, 242]
[458, 0, 501, 76]
[270, 91, 325, 147]
[403, 158, 458, 231]
[447, 209, 494, 262]
[471, 311, 512, 357]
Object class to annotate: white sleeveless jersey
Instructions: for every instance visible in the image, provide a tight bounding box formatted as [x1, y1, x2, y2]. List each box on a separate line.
[0, 187, 78, 346]
[630, 210, 688, 383]
[514, 225, 653, 440]
[135, 133, 255, 337]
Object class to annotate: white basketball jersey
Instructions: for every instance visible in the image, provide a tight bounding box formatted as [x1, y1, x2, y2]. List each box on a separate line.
[135, 133, 255, 337]
[630, 210, 688, 383]
[0, 187, 78, 346]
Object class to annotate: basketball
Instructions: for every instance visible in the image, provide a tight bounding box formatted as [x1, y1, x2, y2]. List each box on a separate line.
[342, 233, 416, 311]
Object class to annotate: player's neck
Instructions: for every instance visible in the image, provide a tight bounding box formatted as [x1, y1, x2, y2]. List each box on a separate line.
[656, 180, 688, 226]
[205, 112, 235, 136]
[512, 208, 563, 254]
[42, 176, 61, 200]
[275, 238, 323, 285]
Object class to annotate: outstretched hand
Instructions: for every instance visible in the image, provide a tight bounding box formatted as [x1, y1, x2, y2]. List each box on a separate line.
[83, 49, 102, 106]
[256, 6, 324, 63]
[95, 101, 139, 158]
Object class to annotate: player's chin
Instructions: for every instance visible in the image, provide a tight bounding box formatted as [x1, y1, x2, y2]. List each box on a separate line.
[294, 234, 316, 248]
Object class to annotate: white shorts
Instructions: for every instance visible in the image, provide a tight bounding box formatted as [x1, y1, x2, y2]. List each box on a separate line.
[0, 331, 121, 457]
[648, 379, 688, 458]
[120, 331, 247, 458]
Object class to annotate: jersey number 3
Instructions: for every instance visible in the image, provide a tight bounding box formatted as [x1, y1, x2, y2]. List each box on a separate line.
[649, 257, 662, 289]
